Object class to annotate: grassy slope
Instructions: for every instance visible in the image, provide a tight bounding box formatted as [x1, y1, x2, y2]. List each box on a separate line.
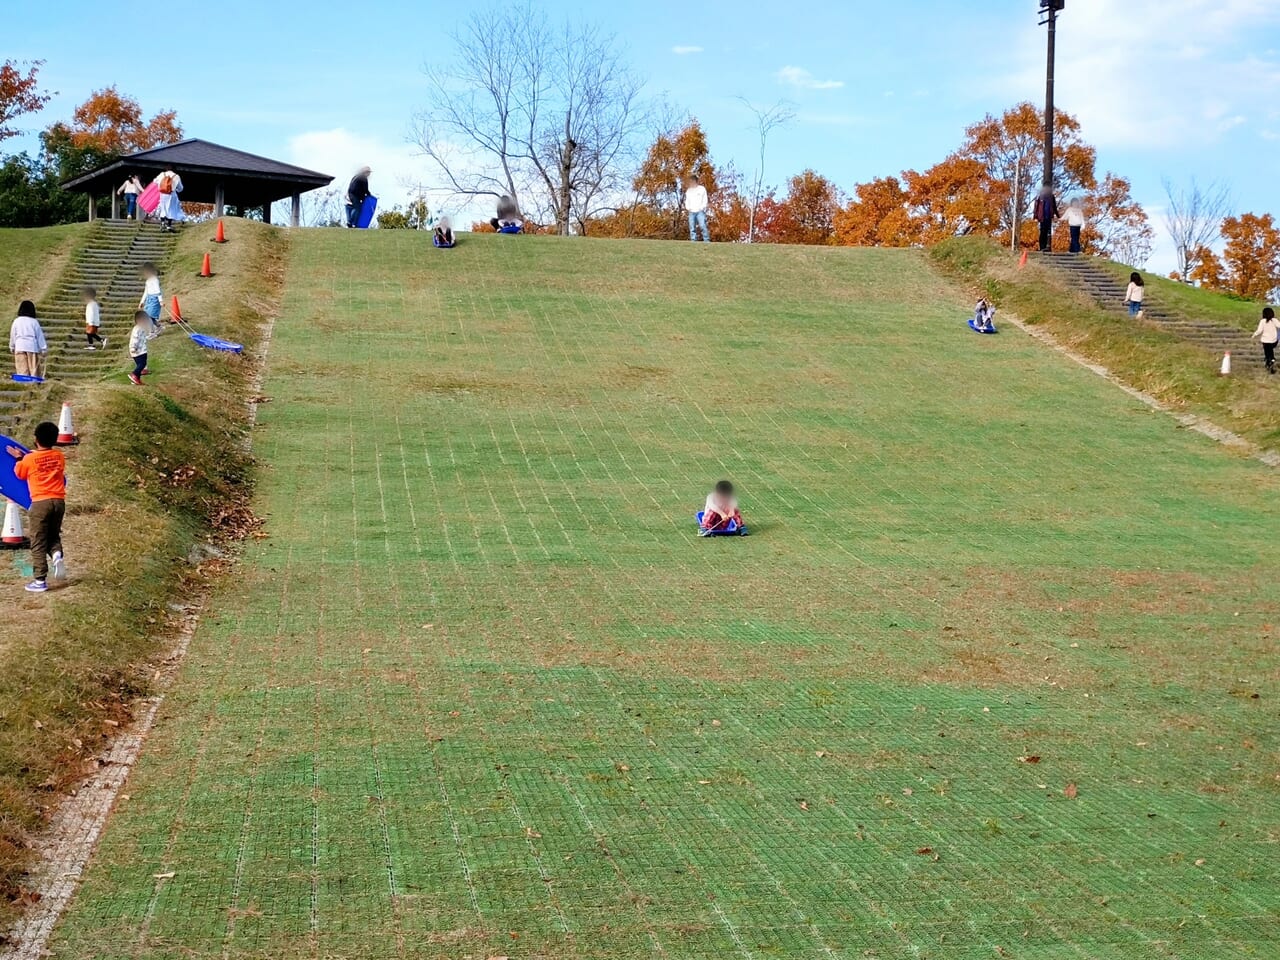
[45, 233, 1279, 959]
[933, 237, 1280, 453]
[0, 225, 87, 308]
[0, 221, 284, 925]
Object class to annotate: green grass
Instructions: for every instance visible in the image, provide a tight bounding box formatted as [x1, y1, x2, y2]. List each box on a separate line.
[0, 224, 87, 308]
[0, 222, 282, 922]
[1098, 260, 1265, 333]
[42, 233, 1280, 959]
[932, 237, 1280, 453]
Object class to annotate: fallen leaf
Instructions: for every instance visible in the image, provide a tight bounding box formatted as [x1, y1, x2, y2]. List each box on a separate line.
[697, 780, 711, 785]
[1064, 783, 1078, 799]
[711, 719, 721, 727]
[982, 707, 990, 713]
[1194, 858, 1206, 866]
[915, 846, 933, 855]
[902, 788, 913, 796]
[798, 800, 809, 811]
[153, 872, 175, 880]
[524, 827, 541, 839]
[615, 763, 630, 772]
[814, 750, 828, 758]
[33, 720, 43, 730]
[1018, 756, 1041, 764]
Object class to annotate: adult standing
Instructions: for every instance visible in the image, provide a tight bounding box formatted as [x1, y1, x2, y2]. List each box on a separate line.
[153, 169, 184, 233]
[1033, 185, 1060, 253]
[1064, 197, 1085, 254]
[10, 301, 47, 380]
[685, 175, 710, 243]
[117, 174, 143, 220]
[346, 166, 372, 228]
[1251, 306, 1279, 375]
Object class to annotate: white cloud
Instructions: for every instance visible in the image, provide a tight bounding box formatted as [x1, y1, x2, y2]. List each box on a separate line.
[776, 66, 845, 91]
[671, 45, 703, 55]
[995, 0, 1280, 149]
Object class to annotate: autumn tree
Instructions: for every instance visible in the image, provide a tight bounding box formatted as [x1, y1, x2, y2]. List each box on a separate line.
[903, 156, 1002, 245]
[45, 86, 182, 155]
[0, 60, 51, 143]
[1219, 212, 1280, 300]
[1188, 246, 1226, 291]
[959, 102, 1096, 243]
[1163, 178, 1232, 281]
[755, 169, 840, 244]
[1080, 173, 1154, 265]
[832, 177, 916, 247]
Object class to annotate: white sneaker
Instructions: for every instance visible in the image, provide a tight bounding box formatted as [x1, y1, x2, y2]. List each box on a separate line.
[50, 551, 66, 581]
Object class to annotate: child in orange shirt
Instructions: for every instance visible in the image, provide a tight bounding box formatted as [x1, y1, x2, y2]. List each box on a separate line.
[7, 421, 67, 592]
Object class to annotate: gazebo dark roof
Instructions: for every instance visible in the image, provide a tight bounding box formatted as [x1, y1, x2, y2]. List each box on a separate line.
[62, 138, 333, 218]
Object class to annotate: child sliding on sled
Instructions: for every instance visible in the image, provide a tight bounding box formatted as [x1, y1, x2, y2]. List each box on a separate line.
[972, 298, 996, 334]
[700, 480, 747, 536]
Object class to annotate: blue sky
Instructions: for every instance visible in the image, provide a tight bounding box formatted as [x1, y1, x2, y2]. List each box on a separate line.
[8, 0, 1280, 269]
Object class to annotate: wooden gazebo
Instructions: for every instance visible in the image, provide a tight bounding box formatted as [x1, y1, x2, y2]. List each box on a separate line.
[61, 139, 333, 226]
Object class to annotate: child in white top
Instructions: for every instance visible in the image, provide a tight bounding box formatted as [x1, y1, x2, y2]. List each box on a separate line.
[973, 298, 996, 333]
[700, 480, 746, 536]
[1252, 306, 1279, 374]
[1124, 272, 1145, 318]
[83, 285, 105, 350]
[138, 262, 164, 335]
[127, 310, 155, 385]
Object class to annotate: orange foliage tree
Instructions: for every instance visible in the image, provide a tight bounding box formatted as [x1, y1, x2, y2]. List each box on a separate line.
[1219, 212, 1280, 300]
[0, 60, 51, 143]
[1077, 173, 1153, 265]
[47, 86, 182, 156]
[832, 177, 916, 247]
[1187, 246, 1226, 290]
[902, 157, 1002, 245]
[959, 102, 1096, 244]
[755, 169, 841, 244]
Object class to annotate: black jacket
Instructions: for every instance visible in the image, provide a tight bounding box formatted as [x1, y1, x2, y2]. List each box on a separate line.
[347, 175, 370, 205]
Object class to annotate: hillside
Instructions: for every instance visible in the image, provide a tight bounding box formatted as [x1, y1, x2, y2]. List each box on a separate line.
[1, 230, 1274, 959]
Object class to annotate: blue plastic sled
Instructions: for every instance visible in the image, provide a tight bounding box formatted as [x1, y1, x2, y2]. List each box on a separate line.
[498, 223, 522, 235]
[1, 434, 32, 509]
[696, 511, 748, 537]
[189, 332, 244, 354]
[356, 195, 377, 229]
[10, 374, 43, 384]
[433, 236, 456, 248]
[968, 318, 998, 335]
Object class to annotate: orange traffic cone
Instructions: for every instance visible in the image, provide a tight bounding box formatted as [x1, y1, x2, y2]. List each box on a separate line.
[1, 500, 27, 549]
[55, 402, 79, 446]
[1018, 250, 1028, 268]
[1220, 351, 1231, 376]
[214, 220, 227, 244]
[170, 295, 183, 324]
[199, 252, 212, 278]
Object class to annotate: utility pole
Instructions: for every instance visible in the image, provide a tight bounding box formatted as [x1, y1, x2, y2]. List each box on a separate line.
[1040, 1, 1064, 190]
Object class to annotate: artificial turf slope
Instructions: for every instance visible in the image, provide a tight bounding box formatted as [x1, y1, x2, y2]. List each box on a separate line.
[48, 234, 1278, 959]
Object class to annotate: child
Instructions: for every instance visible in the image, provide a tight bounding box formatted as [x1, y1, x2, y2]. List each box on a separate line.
[700, 480, 747, 536]
[973, 298, 996, 333]
[9, 300, 47, 379]
[434, 216, 456, 248]
[1252, 306, 1279, 375]
[7, 421, 67, 592]
[1124, 272, 1145, 318]
[138, 263, 164, 334]
[128, 309, 154, 385]
[83, 286, 106, 350]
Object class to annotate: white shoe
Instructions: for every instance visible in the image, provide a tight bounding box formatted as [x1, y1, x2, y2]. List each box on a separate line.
[50, 551, 66, 581]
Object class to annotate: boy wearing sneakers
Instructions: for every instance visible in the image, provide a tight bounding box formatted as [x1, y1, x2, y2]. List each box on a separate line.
[7, 421, 67, 592]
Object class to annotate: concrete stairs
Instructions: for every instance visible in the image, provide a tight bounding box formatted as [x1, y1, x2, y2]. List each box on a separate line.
[1036, 253, 1262, 370]
[2, 221, 177, 433]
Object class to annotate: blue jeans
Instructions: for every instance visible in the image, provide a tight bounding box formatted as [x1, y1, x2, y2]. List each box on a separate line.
[143, 294, 161, 321]
[688, 210, 710, 242]
[125, 194, 137, 219]
[1128, 301, 1142, 317]
[1069, 225, 1081, 253]
[346, 202, 363, 227]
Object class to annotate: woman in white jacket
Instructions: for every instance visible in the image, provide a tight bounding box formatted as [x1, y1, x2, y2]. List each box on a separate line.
[9, 300, 47, 379]
[1252, 306, 1279, 374]
[154, 169, 184, 232]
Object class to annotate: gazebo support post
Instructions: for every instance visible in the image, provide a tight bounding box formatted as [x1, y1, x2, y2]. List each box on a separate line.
[214, 182, 225, 218]
[260, 204, 271, 225]
[111, 190, 120, 220]
[290, 193, 301, 228]
[87, 192, 97, 222]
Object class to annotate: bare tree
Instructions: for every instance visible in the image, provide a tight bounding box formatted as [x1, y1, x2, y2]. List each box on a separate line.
[413, 5, 642, 235]
[1162, 177, 1232, 280]
[737, 98, 795, 243]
